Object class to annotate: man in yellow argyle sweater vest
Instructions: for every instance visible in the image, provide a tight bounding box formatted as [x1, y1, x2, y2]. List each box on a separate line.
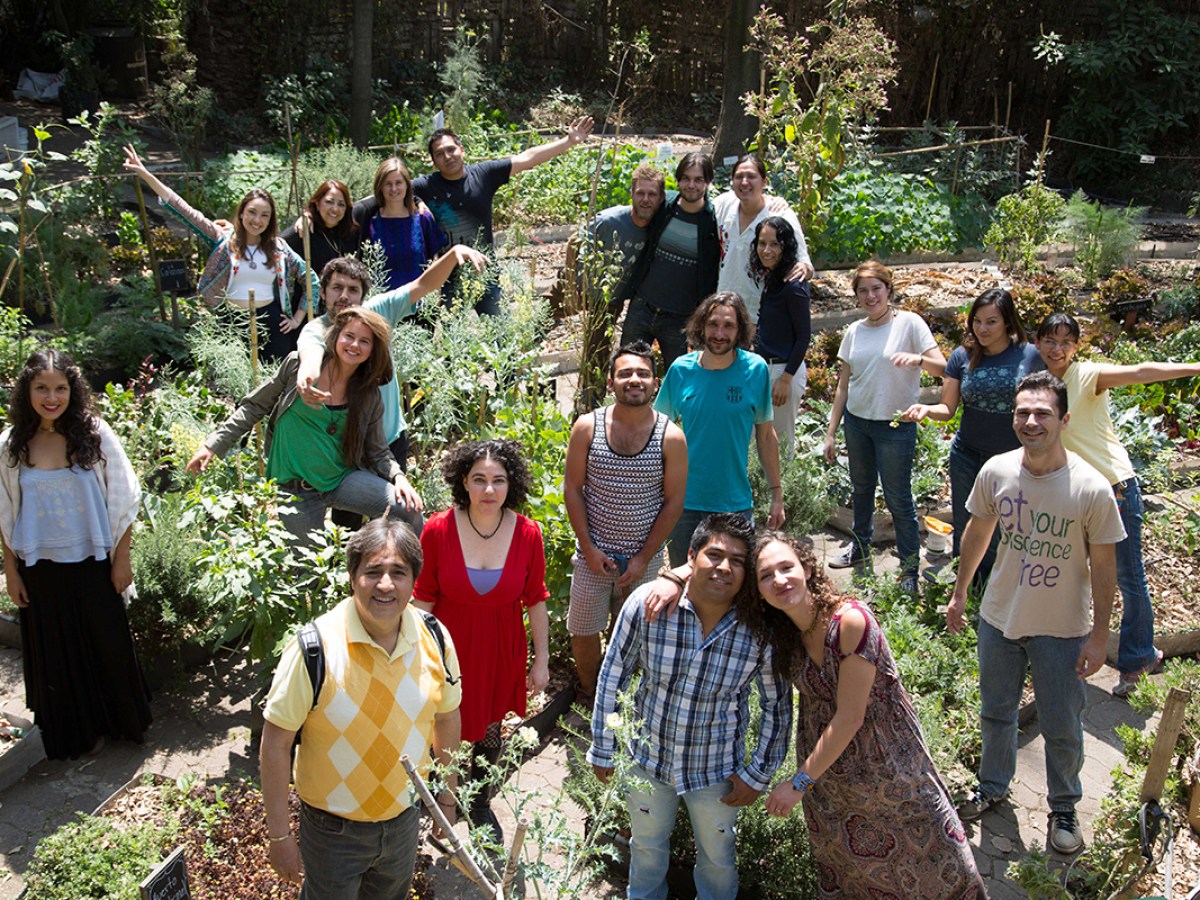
[260, 517, 463, 897]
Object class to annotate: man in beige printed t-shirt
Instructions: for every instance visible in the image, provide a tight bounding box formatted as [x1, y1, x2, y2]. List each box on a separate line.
[946, 371, 1125, 858]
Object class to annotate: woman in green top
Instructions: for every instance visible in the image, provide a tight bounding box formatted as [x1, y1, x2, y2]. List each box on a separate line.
[185, 307, 423, 540]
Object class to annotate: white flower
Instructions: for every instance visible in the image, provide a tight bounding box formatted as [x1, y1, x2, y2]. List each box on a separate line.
[516, 726, 538, 747]
[605, 713, 621, 729]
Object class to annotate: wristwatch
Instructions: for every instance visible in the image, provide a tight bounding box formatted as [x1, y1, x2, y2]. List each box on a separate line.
[791, 771, 816, 794]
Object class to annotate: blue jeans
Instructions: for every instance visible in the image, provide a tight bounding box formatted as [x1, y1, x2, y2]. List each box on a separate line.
[977, 620, 1085, 813]
[949, 439, 1001, 585]
[621, 296, 691, 372]
[279, 469, 424, 545]
[843, 411, 920, 576]
[1113, 477, 1158, 675]
[626, 767, 739, 900]
[299, 802, 420, 899]
[666, 508, 753, 567]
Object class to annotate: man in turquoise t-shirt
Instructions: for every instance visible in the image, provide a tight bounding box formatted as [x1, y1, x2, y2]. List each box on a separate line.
[296, 249, 485, 514]
[654, 292, 785, 565]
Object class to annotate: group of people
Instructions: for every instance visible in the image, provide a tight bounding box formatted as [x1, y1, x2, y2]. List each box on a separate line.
[2, 127, 1198, 900]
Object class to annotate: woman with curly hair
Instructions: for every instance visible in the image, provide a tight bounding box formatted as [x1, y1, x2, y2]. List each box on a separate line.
[0, 350, 152, 759]
[281, 179, 359, 313]
[413, 439, 549, 841]
[124, 145, 318, 359]
[744, 531, 982, 897]
[750, 216, 812, 456]
[186, 307, 423, 540]
[353, 157, 445, 293]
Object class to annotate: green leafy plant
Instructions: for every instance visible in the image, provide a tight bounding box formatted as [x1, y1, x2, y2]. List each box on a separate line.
[148, 25, 215, 172]
[742, 7, 897, 229]
[984, 181, 1065, 274]
[25, 813, 178, 899]
[810, 163, 989, 263]
[1034, 0, 1200, 182]
[263, 68, 348, 146]
[1061, 191, 1146, 285]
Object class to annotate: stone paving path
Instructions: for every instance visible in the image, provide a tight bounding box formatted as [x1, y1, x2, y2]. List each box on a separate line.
[0, 531, 1169, 898]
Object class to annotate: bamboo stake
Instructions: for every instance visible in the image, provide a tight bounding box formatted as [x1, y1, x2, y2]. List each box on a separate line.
[285, 102, 300, 217]
[399, 755, 500, 898]
[925, 53, 939, 122]
[302, 215, 314, 321]
[875, 135, 1019, 157]
[501, 818, 528, 894]
[1005, 82, 1013, 131]
[247, 290, 264, 475]
[132, 177, 168, 323]
[1037, 120, 1051, 182]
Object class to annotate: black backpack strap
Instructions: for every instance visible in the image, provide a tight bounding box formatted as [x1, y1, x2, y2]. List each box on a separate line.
[417, 610, 459, 686]
[298, 621, 325, 710]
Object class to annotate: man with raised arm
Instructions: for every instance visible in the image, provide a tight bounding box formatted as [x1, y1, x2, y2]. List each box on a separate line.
[564, 341, 687, 703]
[415, 117, 594, 315]
[1035, 312, 1200, 698]
[587, 513, 791, 900]
[949, 371, 1125, 857]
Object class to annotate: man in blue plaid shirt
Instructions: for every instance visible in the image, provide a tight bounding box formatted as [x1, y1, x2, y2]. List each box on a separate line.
[587, 513, 792, 899]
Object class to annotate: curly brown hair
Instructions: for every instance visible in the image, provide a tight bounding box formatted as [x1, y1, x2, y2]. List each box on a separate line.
[441, 438, 532, 511]
[6, 349, 102, 469]
[684, 292, 754, 352]
[735, 531, 847, 681]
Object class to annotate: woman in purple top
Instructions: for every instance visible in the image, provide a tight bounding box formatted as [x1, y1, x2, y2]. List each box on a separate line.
[353, 157, 445, 295]
[902, 288, 1039, 585]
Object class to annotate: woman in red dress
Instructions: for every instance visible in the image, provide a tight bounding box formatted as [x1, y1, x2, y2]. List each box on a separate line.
[413, 438, 549, 841]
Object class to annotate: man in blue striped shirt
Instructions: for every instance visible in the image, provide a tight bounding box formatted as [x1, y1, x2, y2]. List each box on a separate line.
[587, 513, 791, 899]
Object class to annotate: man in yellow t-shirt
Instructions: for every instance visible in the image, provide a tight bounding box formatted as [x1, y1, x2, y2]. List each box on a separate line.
[260, 518, 462, 897]
[1036, 312, 1200, 698]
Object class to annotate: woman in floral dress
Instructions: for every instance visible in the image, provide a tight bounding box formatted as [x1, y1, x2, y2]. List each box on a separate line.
[743, 531, 984, 897]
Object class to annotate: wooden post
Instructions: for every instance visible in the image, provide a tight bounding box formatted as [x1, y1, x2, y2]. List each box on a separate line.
[302, 215, 314, 321]
[1187, 743, 1200, 833]
[1142, 687, 1191, 802]
[133, 177, 168, 323]
[925, 53, 939, 122]
[247, 289, 264, 475]
[1037, 120, 1051, 183]
[1005, 82, 1013, 131]
[501, 818, 528, 893]
[399, 755, 501, 898]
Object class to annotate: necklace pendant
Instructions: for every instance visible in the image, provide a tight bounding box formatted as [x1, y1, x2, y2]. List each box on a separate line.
[326, 424, 337, 435]
[248, 259, 257, 269]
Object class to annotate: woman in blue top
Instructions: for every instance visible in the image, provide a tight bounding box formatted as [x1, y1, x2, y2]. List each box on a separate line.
[749, 216, 811, 457]
[902, 288, 1039, 584]
[353, 157, 445, 295]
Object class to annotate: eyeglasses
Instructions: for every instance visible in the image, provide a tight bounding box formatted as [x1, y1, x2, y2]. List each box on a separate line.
[1039, 339, 1077, 350]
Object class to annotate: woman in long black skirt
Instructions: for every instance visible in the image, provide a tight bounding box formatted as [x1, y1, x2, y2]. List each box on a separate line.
[0, 350, 151, 759]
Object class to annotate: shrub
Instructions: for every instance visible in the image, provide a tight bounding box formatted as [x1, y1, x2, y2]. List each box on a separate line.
[984, 182, 1065, 274]
[1061, 191, 1146, 285]
[25, 813, 178, 899]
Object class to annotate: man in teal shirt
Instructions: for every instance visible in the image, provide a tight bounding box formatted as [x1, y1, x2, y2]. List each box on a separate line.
[654, 291, 786, 565]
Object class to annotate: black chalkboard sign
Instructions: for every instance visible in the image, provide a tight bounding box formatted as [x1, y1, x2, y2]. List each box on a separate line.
[157, 259, 191, 294]
[139, 846, 190, 900]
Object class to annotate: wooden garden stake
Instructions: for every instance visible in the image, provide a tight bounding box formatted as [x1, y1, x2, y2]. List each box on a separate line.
[501, 818, 528, 893]
[1142, 687, 1190, 803]
[132, 176, 168, 323]
[1187, 742, 1200, 833]
[925, 53, 939, 122]
[302, 214, 314, 321]
[1037, 120, 1051, 182]
[1005, 82, 1012, 131]
[247, 289, 264, 474]
[399, 755, 501, 899]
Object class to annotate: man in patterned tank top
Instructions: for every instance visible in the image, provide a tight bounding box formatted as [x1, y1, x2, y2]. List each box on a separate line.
[564, 341, 688, 703]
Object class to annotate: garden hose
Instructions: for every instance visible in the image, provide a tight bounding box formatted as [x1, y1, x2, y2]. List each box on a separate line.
[1102, 800, 1174, 900]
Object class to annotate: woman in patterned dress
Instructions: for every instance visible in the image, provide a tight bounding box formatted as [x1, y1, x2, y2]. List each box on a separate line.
[743, 531, 984, 897]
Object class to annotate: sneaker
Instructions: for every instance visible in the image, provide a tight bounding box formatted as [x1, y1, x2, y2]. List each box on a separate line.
[899, 575, 919, 596]
[1048, 809, 1083, 855]
[1112, 648, 1165, 699]
[956, 787, 1006, 823]
[829, 544, 869, 569]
